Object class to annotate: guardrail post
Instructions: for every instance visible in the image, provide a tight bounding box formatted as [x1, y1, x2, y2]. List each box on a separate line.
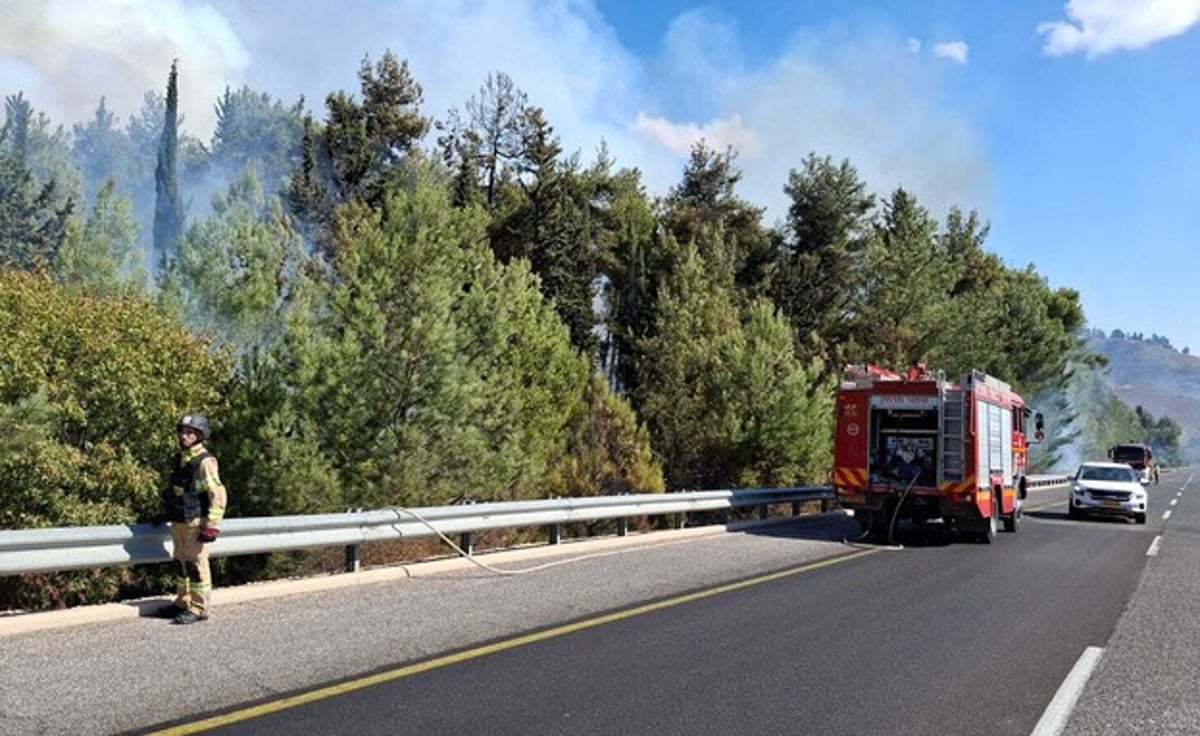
[791, 501, 801, 516]
[344, 544, 362, 573]
[459, 532, 474, 556]
[344, 507, 363, 572]
[616, 516, 628, 536]
[759, 505, 769, 521]
[547, 523, 561, 545]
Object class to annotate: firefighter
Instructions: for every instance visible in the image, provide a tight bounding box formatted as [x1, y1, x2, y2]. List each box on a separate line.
[156, 414, 227, 625]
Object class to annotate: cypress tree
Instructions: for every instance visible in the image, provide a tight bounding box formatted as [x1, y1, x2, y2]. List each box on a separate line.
[152, 60, 183, 269]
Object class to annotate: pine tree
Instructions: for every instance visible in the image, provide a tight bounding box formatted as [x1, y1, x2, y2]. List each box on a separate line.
[281, 162, 587, 506]
[320, 50, 428, 208]
[209, 86, 305, 195]
[490, 106, 598, 354]
[853, 187, 943, 367]
[725, 300, 834, 486]
[55, 179, 144, 294]
[993, 268, 1084, 390]
[771, 153, 875, 368]
[176, 168, 296, 347]
[924, 207, 1008, 375]
[635, 238, 743, 489]
[468, 71, 528, 210]
[596, 161, 661, 397]
[286, 115, 327, 236]
[0, 94, 73, 271]
[72, 97, 132, 206]
[661, 142, 771, 299]
[548, 373, 665, 496]
[435, 107, 484, 208]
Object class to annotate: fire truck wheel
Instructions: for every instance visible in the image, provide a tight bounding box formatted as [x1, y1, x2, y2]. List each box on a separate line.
[980, 497, 998, 543]
[1003, 501, 1020, 533]
[868, 510, 887, 539]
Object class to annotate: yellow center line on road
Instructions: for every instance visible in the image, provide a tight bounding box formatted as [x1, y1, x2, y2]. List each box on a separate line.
[1025, 499, 1066, 512]
[148, 547, 880, 735]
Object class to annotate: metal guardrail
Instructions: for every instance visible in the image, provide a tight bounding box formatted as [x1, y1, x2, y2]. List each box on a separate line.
[0, 487, 835, 577]
[1026, 474, 1072, 490]
[0, 475, 1073, 578]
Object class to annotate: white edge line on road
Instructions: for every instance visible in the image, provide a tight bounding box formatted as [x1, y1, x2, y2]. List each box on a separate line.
[1030, 646, 1105, 736]
[1147, 536, 1162, 557]
[1169, 499, 1178, 506]
[1163, 510, 1173, 521]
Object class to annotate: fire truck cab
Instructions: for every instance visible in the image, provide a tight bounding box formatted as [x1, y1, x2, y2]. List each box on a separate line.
[1107, 442, 1154, 484]
[833, 363, 1041, 543]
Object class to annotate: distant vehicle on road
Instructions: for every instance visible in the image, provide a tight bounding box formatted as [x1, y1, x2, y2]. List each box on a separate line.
[1069, 461, 1148, 524]
[1107, 442, 1154, 484]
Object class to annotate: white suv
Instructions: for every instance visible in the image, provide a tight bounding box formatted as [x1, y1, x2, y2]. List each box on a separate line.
[1069, 461, 1148, 524]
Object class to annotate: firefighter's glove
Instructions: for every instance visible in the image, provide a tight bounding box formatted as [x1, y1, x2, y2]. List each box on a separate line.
[197, 526, 219, 543]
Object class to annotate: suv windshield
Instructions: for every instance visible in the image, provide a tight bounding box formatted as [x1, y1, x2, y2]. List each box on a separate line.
[1079, 466, 1137, 482]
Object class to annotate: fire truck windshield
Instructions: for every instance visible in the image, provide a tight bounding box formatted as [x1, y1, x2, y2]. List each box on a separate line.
[1111, 444, 1150, 464]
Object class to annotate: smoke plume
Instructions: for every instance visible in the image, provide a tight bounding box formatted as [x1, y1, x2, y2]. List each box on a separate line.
[0, 0, 249, 138]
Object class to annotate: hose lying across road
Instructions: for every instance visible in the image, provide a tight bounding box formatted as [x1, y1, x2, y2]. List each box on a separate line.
[381, 507, 709, 575]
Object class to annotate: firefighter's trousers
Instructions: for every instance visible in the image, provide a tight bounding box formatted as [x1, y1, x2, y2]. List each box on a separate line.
[170, 520, 212, 616]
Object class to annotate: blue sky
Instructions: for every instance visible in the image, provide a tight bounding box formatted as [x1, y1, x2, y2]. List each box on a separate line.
[3, 0, 1199, 351]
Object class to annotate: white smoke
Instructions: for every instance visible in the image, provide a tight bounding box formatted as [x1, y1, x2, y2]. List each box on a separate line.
[0, 0, 991, 223]
[0, 0, 250, 139]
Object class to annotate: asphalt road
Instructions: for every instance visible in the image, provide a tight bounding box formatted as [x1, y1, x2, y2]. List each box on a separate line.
[0, 474, 1192, 735]
[1062, 469, 1200, 736]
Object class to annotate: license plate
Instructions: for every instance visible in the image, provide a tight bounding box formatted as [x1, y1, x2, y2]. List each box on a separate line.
[1100, 500, 1123, 508]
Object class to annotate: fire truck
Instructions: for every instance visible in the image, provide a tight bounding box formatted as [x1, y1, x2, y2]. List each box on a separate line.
[833, 364, 1043, 543]
[1107, 442, 1155, 484]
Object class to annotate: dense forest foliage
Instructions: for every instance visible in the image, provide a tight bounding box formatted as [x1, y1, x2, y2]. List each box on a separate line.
[0, 52, 1171, 608]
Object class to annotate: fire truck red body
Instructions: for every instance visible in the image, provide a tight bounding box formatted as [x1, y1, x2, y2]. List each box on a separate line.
[833, 364, 1040, 543]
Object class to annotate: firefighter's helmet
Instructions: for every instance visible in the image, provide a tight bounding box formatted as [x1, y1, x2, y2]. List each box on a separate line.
[177, 414, 210, 441]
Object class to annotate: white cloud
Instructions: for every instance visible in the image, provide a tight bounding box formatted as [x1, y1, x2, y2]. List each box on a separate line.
[0, 0, 250, 139]
[932, 41, 969, 64]
[1037, 0, 1200, 57]
[632, 113, 763, 156]
[907, 38, 923, 54]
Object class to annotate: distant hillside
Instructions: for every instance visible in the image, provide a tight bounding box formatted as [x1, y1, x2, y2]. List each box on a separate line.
[1087, 334, 1200, 462]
